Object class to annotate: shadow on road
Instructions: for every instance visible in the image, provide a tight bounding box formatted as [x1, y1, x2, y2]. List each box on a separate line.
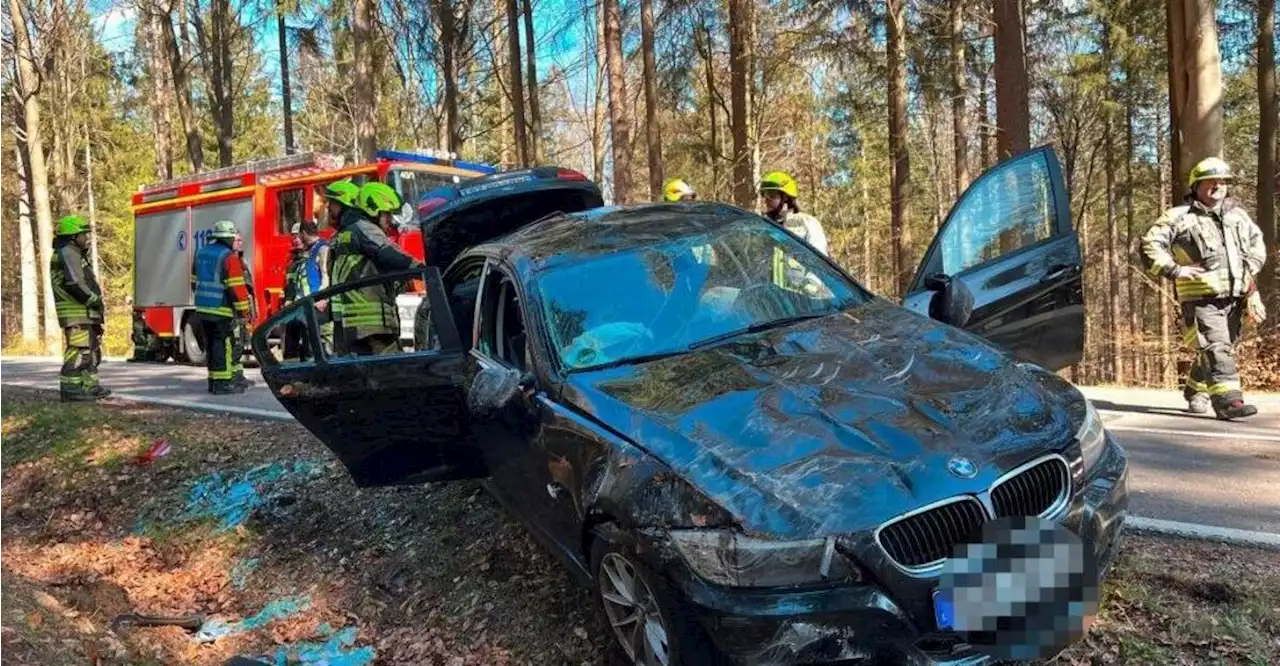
[1091, 399, 1205, 420]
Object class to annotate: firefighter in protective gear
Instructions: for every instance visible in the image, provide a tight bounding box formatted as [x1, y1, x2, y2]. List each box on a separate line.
[760, 171, 829, 295]
[1142, 157, 1268, 419]
[282, 221, 332, 362]
[52, 215, 109, 401]
[663, 179, 697, 202]
[191, 220, 253, 394]
[328, 182, 421, 355]
[230, 231, 255, 389]
[313, 179, 361, 325]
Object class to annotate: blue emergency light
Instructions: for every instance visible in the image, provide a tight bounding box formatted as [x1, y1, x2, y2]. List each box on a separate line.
[376, 149, 497, 175]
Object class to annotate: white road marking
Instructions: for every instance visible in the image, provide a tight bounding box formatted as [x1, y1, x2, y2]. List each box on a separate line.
[1125, 516, 1280, 550]
[1106, 424, 1280, 443]
[1, 380, 293, 422]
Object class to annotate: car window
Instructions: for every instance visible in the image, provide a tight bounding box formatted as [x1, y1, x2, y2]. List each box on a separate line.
[476, 268, 528, 370]
[937, 152, 1055, 275]
[536, 219, 871, 371]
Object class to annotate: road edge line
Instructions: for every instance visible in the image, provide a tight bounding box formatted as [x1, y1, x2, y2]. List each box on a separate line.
[1125, 516, 1280, 550]
[2, 381, 294, 422]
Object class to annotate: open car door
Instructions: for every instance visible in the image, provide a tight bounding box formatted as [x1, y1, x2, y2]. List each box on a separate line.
[250, 267, 483, 487]
[904, 146, 1084, 370]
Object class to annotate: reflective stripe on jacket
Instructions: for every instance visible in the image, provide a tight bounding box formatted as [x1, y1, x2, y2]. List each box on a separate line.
[51, 238, 102, 327]
[1142, 199, 1268, 302]
[329, 219, 402, 336]
[191, 241, 251, 319]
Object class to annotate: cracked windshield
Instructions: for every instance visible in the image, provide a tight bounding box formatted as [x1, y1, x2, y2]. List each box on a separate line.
[537, 220, 871, 370]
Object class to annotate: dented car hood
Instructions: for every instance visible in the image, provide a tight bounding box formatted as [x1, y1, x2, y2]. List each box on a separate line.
[562, 300, 1083, 539]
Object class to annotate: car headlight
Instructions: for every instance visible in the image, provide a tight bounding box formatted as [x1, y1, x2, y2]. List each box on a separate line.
[1076, 400, 1106, 470]
[668, 530, 862, 588]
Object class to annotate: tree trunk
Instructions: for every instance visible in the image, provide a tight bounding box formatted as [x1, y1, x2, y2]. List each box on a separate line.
[590, 0, 606, 182]
[278, 7, 295, 154]
[439, 0, 461, 152]
[1157, 104, 1173, 386]
[144, 4, 174, 179]
[505, 0, 528, 165]
[160, 4, 205, 172]
[1103, 25, 1120, 383]
[1168, 0, 1223, 176]
[1125, 90, 1140, 382]
[728, 0, 753, 207]
[14, 134, 40, 344]
[202, 0, 235, 166]
[978, 62, 992, 170]
[640, 0, 662, 200]
[85, 130, 100, 281]
[887, 0, 912, 298]
[993, 0, 1029, 159]
[859, 140, 872, 292]
[1257, 0, 1277, 309]
[602, 0, 632, 203]
[522, 0, 541, 164]
[697, 21, 719, 196]
[10, 0, 60, 346]
[951, 0, 969, 193]
[352, 0, 377, 161]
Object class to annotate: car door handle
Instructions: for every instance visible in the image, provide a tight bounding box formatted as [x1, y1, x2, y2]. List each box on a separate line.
[1042, 263, 1081, 282]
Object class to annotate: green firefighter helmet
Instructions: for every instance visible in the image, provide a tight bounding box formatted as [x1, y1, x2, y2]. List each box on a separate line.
[357, 182, 403, 217]
[210, 220, 238, 239]
[55, 215, 90, 237]
[1187, 157, 1233, 189]
[323, 179, 361, 208]
[759, 171, 799, 199]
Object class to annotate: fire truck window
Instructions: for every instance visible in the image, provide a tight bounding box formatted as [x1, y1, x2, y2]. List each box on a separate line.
[389, 169, 458, 213]
[278, 188, 305, 235]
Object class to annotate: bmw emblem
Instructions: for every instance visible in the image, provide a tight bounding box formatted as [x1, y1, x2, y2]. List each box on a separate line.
[947, 456, 978, 479]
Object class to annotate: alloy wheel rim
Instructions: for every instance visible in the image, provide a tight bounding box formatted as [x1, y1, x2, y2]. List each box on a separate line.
[598, 552, 670, 666]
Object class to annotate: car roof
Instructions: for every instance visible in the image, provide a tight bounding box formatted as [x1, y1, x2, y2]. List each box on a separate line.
[471, 202, 760, 271]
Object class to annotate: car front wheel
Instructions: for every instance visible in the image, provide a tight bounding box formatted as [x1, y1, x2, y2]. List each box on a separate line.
[589, 529, 717, 666]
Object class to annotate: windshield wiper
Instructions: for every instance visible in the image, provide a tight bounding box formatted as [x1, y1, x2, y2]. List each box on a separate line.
[687, 312, 831, 350]
[567, 349, 690, 373]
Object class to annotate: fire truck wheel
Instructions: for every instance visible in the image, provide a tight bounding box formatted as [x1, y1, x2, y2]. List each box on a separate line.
[180, 317, 207, 366]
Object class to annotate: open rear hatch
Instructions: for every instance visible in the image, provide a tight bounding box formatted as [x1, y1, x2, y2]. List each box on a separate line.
[413, 167, 605, 268]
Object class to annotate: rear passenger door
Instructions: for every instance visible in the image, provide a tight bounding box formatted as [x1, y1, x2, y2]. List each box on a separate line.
[904, 146, 1084, 370]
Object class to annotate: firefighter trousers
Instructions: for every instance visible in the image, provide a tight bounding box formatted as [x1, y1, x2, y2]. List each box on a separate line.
[1181, 298, 1244, 405]
[60, 324, 102, 397]
[201, 316, 243, 392]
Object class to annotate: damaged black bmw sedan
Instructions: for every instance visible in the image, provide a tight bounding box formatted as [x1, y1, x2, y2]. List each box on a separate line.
[253, 147, 1128, 666]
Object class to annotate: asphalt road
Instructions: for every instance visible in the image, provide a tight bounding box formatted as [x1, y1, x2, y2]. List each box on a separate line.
[4, 356, 1278, 535]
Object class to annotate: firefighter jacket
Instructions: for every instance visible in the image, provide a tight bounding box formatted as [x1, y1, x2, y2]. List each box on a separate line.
[329, 217, 415, 338]
[1142, 198, 1267, 303]
[191, 240, 252, 319]
[285, 240, 331, 303]
[770, 209, 829, 295]
[51, 237, 103, 327]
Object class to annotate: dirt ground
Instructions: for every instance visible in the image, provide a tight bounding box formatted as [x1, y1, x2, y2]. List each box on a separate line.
[2, 387, 1278, 666]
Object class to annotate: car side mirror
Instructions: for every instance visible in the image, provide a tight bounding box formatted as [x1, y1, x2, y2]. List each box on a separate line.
[924, 273, 974, 328]
[468, 365, 524, 415]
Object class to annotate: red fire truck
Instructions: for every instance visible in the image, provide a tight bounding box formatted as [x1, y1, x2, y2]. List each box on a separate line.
[130, 150, 496, 364]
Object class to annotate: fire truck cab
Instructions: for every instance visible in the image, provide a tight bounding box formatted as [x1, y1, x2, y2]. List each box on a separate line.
[130, 150, 495, 364]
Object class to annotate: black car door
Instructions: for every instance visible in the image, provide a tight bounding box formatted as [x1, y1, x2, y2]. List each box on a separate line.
[904, 146, 1084, 371]
[250, 267, 486, 487]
